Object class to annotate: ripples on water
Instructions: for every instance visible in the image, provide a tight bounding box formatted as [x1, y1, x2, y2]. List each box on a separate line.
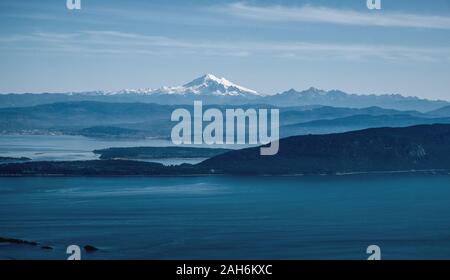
[1, 174, 450, 260]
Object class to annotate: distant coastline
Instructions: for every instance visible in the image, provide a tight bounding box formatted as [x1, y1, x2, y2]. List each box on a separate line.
[0, 168, 448, 177]
[1, 124, 450, 177]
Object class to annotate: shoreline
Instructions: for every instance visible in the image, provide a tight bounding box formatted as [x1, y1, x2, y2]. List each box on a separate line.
[0, 169, 449, 178]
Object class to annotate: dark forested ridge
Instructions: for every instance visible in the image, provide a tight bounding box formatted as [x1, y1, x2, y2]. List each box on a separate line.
[94, 146, 232, 160]
[1, 124, 450, 176]
[200, 124, 450, 175]
[0, 160, 199, 176]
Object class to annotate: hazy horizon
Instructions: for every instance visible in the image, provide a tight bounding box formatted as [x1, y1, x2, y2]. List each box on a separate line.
[1, 72, 450, 103]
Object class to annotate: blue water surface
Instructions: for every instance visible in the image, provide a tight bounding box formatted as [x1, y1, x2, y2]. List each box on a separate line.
[1, 174, 450, 260]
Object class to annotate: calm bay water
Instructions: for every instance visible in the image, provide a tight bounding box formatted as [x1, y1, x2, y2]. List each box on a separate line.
[1, 174, 450, 260]
[0, 135, 173, 161]
[0, 135, 249, 165]
[0, 135, 207, 165]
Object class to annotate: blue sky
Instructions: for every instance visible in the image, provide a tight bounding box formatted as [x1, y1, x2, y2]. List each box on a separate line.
[0, 0, 449, 100]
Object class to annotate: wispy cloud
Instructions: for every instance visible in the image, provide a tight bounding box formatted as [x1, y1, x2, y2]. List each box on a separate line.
[226, 2, 450, 29]
[1, 30, 448, 62]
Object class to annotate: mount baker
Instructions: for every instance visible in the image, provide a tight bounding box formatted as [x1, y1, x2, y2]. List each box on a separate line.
[0, 74, 448, 111]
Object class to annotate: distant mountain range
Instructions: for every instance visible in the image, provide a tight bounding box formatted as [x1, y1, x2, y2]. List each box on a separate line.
[2, 101, 450, 139]
[2, 124, 450, 176]
[114, 74, 260, 97]
[1, 74, 448, 112]
[281, 114, 450, 137]
[429, 105, 450, 117]
[262, 88, 449, 112]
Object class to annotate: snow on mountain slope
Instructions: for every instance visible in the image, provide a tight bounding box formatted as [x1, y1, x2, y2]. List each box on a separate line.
[181, 74, 259, 96]
[21, 74, 447, 111]
[109, 74, 260, 97]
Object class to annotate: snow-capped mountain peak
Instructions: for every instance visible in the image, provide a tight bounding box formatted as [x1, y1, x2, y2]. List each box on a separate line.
[107, 74, 260, 97]
[181, 74, 260, 96]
